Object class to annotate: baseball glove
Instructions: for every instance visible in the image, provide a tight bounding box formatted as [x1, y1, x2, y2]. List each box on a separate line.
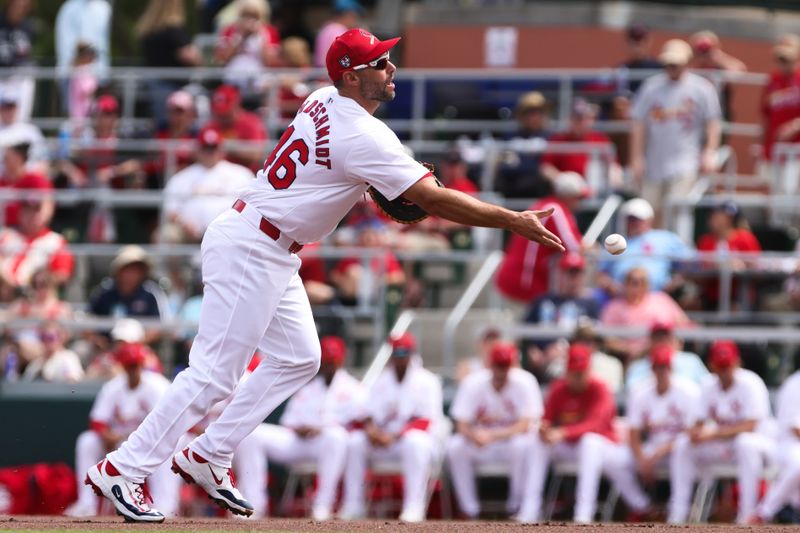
[367, 162, 440, 224]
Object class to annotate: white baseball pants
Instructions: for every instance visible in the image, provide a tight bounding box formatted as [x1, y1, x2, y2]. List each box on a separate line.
[516, 432, 631, 523]
[233, 423, 349, 518]
[756, 441, 800, 520]
[72, 430, 182, 516]
[341, 429, 438, 518]
[108, 210, 321, 482]
[446, 433, 533, 517]
[669, 432, 776, 524]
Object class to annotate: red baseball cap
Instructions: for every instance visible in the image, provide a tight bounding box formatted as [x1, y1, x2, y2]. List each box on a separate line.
[390, 332, 416, 357]
[489, 342, 517, 368]
[320, 335, 347, 365]
[326, 28, 400, 82]
[96, 94, 119, 114]
[567, 343, 592, 372]
[709, 340, 740, 369]
[559, 252, 586, 270]
[650, 319, 675, 336]
[212, 85, 240, 115]
[115, 342, 148, 367]
[650, 344, 674, 367]
[198, 126, 222, 148]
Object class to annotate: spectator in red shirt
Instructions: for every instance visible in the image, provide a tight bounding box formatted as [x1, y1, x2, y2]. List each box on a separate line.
[297, 242, 335, 305]
[541, 98, 622, 191]
[439, 150, 478, 194]
[0, 142, 52, 227]
[762, 34, 800, 161]
[696, 201, 761, 310]
[0, 199, 74, 288]
[515, 343, 649, 523]
[495, 171, 585, 304]
[205, 84, 267, 171]
[145, 90, 198, 183]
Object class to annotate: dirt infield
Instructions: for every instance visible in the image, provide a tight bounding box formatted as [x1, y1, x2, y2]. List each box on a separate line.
[1, 516, 799, 532]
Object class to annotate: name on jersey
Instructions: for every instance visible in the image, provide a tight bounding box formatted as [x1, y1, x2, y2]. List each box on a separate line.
[301, 99, 332, 170]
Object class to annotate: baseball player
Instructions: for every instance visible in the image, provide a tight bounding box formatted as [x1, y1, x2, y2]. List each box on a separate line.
[447, 342, 542, 518]
[751, 369, 800, 523]
[514, 343, 634, 523]
[233, 336, 363, 521]
[669, 340, 775, 524]
[604, 344, 701, 519]
[340, 333, 443, 523]
[65, 343, 178, 517]
[85, 27, 563, 523]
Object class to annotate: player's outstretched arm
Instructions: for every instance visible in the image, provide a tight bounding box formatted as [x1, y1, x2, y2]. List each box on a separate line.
[403, 177, 565, 251]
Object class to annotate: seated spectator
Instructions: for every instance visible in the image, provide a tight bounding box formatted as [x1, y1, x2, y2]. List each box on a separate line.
[762, 34, 800, 162]
[7, 269, 72, 321]
[601, 267, 691, 362]
[84, 318, 162, 380]
[523, 253, 600, 382]
[313, 0, 362, 68]
[540, 98, 622, 192]
[495, 171, 585, 305]
[160, 127, 254, 244]
[0, 142, 53, 227]
[696, 200, 761, 310]
[0, 88, 47, 173]
[277, 36, 314, 119]
[330, 219, 405, 306]
[88, 245, 168, 328]
[67, 42, 98, 132]
[618, 24, 662, 94]
[0, 199, 74, 288]
[144, 90, 199, 184]
[625, 321, 710, 389]
[20, 321, 83, 383]
[215, 0, 279, 95]
[204, 84, 267, 171]
[494, 91, 552, 199]
[298, 242, 335, 306]
[597, 198, 693, 298]
[690, 30, 747, 122]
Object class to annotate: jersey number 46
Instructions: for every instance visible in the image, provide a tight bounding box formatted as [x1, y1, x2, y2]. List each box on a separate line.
[263, 125, 309, 190]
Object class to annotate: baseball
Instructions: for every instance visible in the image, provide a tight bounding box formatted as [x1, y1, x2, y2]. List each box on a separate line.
[604, 233, 627, 255]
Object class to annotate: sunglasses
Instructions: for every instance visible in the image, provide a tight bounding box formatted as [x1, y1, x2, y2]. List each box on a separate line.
[353, 54, 390, 72]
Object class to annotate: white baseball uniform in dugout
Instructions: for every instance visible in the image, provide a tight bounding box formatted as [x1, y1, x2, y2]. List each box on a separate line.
[669, 368, 775, 524]
[447, 368, 542, 517]
[234, 369, 364, 518]
[341, 358, 443, 521]
[70, 372, 180, 516]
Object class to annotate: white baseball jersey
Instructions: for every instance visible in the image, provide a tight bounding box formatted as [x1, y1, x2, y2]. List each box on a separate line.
[699, 368, 770, 428]
[89, 371, 171, 437]
[450, 368, 543, 429]
[280, 369, 364, 429]
[241, 85, 431, 243]
[627, 376, 700, 447]
[775, 371, 800, 442]
[163, 160, 255, 234]
[367, 359, 443, 435]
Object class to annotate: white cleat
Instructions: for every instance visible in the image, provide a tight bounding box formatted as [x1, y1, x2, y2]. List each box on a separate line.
[311, 504, 332, 521]
[399, 506, 426, 523]
[63, 500, 96, 518]
[171, 447, 254, 517]
[84, 459, 165, 523]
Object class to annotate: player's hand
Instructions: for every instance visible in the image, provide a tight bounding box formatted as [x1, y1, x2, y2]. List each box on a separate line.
[509, 208, 565, 251]
[541, 427, 565, 445]
[469, 428, 494, 447]
[689, 426, 715, 444]
[295, 427, 319, 439]
[637, 456, 657, 486]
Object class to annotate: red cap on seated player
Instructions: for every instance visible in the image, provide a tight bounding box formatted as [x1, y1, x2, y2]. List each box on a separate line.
[390, 332, 416, 357]
[320, 335, 347, 365]
[709, 340, 740, 369]
[567, 342, 592, 372]
[326, 28, 401, 82]
[489, 342, 517, 368]
[115, 343, 148, 367]
[650, 344, 674, 367]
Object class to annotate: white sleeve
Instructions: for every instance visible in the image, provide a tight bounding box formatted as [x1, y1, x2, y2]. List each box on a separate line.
[449, 380, 475, 423]
[345, 127, 431, 201]
[626, 388, 644, 430]
[163, 172, 189, 218]
[89, 381, 115, 425]
[280, 391, 304, 427]
[698, 382, 713, 422]
[777, 377, 800, 432]
[700, 78, 722, 122]
[629, 83, 653, 122]
[743, 375, 770, 421]
[519, 374, 543, 419]
[416, 373, 443, 422]
[682, 383, 702, 427]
